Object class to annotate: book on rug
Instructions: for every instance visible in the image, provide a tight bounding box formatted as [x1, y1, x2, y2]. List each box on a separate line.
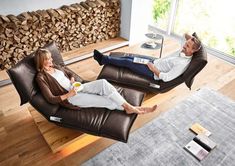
[190, 123, 212, 136]
[184, 140, 209, 161]
[133, 57, 150, 64]
[193, 134, 217, 152]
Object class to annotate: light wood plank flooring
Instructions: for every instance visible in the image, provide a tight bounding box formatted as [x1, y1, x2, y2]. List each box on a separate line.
[0, 36, 235, 166]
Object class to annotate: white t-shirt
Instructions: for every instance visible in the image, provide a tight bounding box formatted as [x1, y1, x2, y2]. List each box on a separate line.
[49, 69, 71, 91]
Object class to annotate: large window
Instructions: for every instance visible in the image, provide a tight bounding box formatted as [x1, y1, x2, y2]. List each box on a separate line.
[153, 0, 171, 31]
[174, 0, 235, 57]
[153, 0, 235, 57]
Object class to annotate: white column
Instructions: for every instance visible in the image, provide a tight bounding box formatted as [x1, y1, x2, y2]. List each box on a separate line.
[120, 0, 154, 45]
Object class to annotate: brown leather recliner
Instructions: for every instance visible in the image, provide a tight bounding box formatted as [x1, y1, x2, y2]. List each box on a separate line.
[7, 42, 145, 142]
[98, 33, 207, 93]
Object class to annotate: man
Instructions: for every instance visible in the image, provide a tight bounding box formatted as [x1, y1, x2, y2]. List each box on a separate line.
[93, 33, 201, 82]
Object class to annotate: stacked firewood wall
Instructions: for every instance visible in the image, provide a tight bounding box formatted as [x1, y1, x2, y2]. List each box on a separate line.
[0, 0, 120, 70]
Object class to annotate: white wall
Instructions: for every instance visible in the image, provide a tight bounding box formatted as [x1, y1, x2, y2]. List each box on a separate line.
[0, 0, 84, 15]
[129, 0, 154, 45]
[120, 0, 154, 45]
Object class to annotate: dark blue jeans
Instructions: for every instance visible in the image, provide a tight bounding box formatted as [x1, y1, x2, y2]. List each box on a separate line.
[102, 56, 154, 79]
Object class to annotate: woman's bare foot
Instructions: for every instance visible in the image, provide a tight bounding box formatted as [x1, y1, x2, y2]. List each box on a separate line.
[137, 104, 157, 113]
[122, 103, 145, 114]
[122, 103, 157, 114]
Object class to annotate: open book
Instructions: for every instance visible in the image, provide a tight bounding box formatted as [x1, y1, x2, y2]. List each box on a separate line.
[133, 57, 150, 64]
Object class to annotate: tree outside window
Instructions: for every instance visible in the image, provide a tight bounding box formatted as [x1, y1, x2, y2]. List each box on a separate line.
[153, 0, 171, 31]
[153, 0, 235, 57]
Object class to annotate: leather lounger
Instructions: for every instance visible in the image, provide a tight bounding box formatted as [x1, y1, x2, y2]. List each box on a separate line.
[7, 42, 145, 143]
[98, 33, 207, 93]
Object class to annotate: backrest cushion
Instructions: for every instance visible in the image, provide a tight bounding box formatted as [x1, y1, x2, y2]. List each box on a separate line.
[7, 41, 64, 105]
[183, 32, 208, 89]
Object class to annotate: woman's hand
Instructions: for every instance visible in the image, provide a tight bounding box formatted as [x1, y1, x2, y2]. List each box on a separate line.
[60, 87, 77, 101]
[67, 87, 77, 98]
[70, 77, 75, 84]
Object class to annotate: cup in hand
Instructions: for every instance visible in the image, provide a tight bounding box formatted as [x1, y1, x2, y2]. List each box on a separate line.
[72, 82, 83, 92]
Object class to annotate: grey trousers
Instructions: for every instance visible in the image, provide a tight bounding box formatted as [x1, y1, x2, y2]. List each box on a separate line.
[68, 79, 126, 110]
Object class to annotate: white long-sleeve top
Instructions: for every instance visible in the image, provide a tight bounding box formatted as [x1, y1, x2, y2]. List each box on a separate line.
[49, 69, 71, 91]
[153, 51, 192, 82]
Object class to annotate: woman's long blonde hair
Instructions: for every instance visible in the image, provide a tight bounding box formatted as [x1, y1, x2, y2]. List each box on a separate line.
[34, 49, 52, 72]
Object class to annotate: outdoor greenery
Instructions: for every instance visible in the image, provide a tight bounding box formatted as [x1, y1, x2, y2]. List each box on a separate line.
[153, 0, 235, 57]
[153, 0, 171, 30]
[153, 0, 171, 22]
[226, 37, 235, 55]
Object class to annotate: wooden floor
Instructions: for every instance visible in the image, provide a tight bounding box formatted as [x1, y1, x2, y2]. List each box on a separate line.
[0, 36, 235, 166]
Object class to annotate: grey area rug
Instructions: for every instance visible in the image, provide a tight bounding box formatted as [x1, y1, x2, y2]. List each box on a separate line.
[82, 87, 235, 166]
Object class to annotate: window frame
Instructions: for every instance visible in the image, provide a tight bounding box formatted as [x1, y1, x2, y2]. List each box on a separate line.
[152, 0, 235, 64]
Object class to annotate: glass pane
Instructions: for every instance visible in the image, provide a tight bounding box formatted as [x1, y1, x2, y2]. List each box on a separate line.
[152, 0, 171, 30]
[174, 0, 235, 57]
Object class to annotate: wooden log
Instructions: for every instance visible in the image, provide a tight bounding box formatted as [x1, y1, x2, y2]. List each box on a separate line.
[111, 0, 119, 4]
[60, 5, 73, 14]
[96, 0, 107, 7]
[20, 12, 33, 21]
[17, 15, 27, 25]
[21, 36, 28, 43]
[88, 0, 101, 7]
[51, 35, 57, 40]
[13, 35, 21, 43]
[78, 11, 86, 19]
[71, 3, 82, 11]
[34, 11, 43, 20]
[37, 10, 50, 20]
[47, 9, 59, 18]
[0, 46, 4, 52]
[0, 17, 3, 24]
[5, 28, 13, 37]
[0, 15, 11, 23]
[55, 9, 66, 18]
[86, 1, 97, 8]
[28, 11, 39, 23]
[0, 25, 4, 34]
[7, 15, 20, 25]
[22, 25, 29, 31]
[67, 6, 77, 12]
[77, 4, 89, 12]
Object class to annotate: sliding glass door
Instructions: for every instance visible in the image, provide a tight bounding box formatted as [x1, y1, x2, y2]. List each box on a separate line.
[173, 0, 235, 57]
[152, 0, 235, 58]
[152, 0, 171, 31]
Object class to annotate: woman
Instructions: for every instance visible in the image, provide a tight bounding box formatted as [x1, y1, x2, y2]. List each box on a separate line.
[34, 48, 157, 114]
